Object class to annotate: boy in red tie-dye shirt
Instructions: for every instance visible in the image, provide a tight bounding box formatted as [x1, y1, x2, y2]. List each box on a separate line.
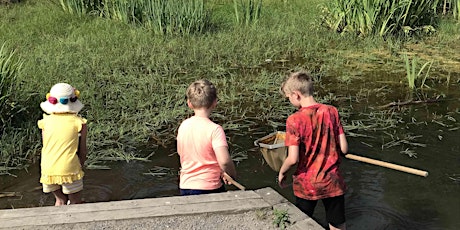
[278, 71, 349, 230]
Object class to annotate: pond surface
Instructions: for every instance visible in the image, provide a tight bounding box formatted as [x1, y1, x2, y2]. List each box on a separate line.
[1, 83, 459, 230]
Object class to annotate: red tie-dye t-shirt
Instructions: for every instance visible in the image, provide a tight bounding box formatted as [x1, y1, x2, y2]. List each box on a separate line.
[285, 104, 346, 200]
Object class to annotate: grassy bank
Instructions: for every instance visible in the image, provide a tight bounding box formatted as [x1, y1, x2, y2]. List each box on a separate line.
[0, 0, 459, 174]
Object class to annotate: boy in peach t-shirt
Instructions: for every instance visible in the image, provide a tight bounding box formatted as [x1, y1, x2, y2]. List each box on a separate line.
[177, 79, 237, 195]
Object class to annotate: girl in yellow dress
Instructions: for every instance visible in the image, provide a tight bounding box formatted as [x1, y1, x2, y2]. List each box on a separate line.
[38, 83, 87, 205]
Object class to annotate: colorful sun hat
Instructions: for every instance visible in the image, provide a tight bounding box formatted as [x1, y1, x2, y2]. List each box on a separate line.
[40, 83, 84, 114]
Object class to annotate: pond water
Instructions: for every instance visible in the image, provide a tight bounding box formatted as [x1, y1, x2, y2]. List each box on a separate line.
[1, 82, 459, 230]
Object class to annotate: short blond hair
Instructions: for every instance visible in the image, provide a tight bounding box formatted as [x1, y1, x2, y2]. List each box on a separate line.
[280, 71, 314, 96]
[186, 79, 217, 109]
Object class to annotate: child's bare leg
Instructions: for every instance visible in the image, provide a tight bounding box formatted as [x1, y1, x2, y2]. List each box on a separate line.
[329, 223, 346, 230]
[67, 191, 82, 204]
[52, 190, 68, 206]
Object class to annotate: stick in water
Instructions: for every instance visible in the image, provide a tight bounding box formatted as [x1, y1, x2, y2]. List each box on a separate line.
[223, 172, 246, 190]
[345, 153, 428, 177]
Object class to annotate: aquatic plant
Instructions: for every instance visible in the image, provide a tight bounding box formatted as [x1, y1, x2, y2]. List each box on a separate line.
[403, 54, 432, 90]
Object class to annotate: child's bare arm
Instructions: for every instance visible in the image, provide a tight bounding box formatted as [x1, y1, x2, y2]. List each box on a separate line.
[77, 124, 88, 167]
[214, 146, 237, 179]
[278, 145, 299, 188]
[339, 133, 348, 155]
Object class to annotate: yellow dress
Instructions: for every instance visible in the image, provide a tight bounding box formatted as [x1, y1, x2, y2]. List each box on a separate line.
[38, 113, 87, 184]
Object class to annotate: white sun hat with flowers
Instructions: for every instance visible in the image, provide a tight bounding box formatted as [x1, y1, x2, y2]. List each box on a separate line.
[40, 83, 84, 114]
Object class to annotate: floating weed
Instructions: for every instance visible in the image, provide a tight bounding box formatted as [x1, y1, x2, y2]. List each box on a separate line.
[144, 166, 176, 177]
[400, 148, 418, 158]
[230, 149, 248, 163]
[448, 173, 460, 183]
[381, 133, 426, 149]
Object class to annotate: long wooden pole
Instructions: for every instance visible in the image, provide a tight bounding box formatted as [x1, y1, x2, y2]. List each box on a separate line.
[345, 153, 428, 177]
[223, 172, 246, 190]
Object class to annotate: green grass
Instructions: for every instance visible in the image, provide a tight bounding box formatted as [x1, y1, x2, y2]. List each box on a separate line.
[0, 0, 459, 174]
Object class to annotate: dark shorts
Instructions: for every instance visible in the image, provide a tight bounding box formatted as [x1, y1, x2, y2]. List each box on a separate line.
[180, 184, 226, 196]
[295, 195, 345, 227]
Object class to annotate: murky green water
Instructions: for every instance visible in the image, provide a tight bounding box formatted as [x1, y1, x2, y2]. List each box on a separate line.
[1, 77, 459, 229]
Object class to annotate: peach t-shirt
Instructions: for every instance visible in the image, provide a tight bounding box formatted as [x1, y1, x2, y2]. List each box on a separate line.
[177, 116, 228, 190]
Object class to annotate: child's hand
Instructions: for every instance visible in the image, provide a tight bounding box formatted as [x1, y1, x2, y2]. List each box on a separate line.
[223, 176, 232, 185]
[277, 173, 288, 188]
[222, 172, 234, 185]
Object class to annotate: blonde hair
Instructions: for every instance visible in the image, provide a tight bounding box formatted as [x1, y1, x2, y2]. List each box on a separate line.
[280, 71, 314, 96]
[186, 79, 217, 109]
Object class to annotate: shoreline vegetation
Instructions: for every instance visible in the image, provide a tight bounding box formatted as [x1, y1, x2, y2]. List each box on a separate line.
[1, 0, 459, 175]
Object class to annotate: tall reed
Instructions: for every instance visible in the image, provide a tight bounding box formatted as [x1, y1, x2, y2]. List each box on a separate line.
[403, 54, 432, 90]
[59, 0, 211, 35]
[59, 0, 101, 16]
[436, 0, 460, 21]
[454, 0, 460, 21]
[322, 0, 439, 37]
[233, 0, 262, 26]
[140, 0, 210, 35]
